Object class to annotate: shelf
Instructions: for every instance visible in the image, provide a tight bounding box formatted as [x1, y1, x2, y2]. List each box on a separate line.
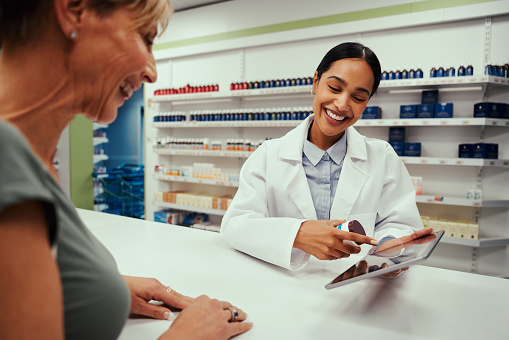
[356, 118, 509, 127]
[440, 237, 509, 248]
[155, 149, 252, 158]
[379, 75, 509, 91]
[153, 201, 227, 216]
[155, 174, 239, 187]
[400, 157, 509, 167]
[151, 85, 313, 103]
[93, 137, 109, 146]
[416, 195, 509, 207]
[93, 123, 108, 130]
[153, 120, 302, 128]
[93, 154, 109, 164]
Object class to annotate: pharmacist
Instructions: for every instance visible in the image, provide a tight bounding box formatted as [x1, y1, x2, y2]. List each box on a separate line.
[221, 42, 428, 273]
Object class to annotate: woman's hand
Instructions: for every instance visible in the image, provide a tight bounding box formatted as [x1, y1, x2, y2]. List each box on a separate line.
[159, 295, 252, 340]
[293, 220, 379, 260]
[123, 276, 194, 320]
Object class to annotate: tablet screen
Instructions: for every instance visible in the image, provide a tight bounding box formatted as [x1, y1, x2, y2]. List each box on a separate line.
[325, 230, 444, 289]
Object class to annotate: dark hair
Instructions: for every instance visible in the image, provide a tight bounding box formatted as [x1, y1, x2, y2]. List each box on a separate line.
[316, 42, 381, 98]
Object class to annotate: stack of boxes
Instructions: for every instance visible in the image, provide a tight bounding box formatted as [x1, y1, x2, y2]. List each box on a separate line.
[400, 90, 454, 119]
[388, 127, 421, 157]
[422, 216, 479, 240]
[154, 191, 233, 211]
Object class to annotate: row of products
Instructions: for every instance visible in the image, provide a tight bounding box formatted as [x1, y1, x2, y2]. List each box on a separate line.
[230, 77, 313, 90]
[382, 67, 424, 80]
[484, 62, 509, 77]
[155, 162, 240, 184]
[473, 102, 509, 119]
[154, 191, 233, 211]
[152, 107, 314, 123]
[458, 143, 498, 159]
[154, 137, 264, 152]
[400, 103, 453, 119]
[422, 216, 479, 240]
[429, 65, 474, 78]
[388, 127, 421, 157]
[153, 84, 220, 96]
[154, 210, 221, 232]
[93, 131, 107, 138]
[94, 149, 105, 155]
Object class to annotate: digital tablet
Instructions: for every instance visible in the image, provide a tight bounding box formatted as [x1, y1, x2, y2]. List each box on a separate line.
[325, 230, 445, 290]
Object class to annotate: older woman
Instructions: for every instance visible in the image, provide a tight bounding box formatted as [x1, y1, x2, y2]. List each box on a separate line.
[0, 1, 251, 339]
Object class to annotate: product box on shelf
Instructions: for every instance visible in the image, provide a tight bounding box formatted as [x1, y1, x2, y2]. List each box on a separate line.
[154, 209, 184, 225]
[362, 106, 382, 119]
[388, 127, 405, 142]
[389, 142, 404, 156]
[473, 102, 504, 118]
[458, 144, 474, 158]
[416, 104, 434, 118]
[434, 103, 453, 118]
[472, 143, 498, 159]
[421, 90, 439, 104]
[502, 103, 509, 119]
[404, 142, 421, 157]
[400, 105, 417, 119]
[410, 176, 423, 195]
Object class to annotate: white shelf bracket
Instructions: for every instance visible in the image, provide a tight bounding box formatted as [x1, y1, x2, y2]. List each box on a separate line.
[239, 49, 246, 81]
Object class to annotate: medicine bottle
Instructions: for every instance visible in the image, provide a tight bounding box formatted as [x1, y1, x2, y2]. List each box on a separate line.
[430, 67, 437, 78]
[466, 63, 474, 76]
[416, 67, 423, 78]
[458, 65, 465, 77]
[437, 67, 444, 77]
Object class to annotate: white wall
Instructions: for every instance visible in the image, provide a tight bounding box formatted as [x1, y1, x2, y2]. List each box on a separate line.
[145, 0, 509, 276]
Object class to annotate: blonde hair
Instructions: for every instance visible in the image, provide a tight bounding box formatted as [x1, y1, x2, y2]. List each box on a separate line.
[0, 0, 173, 46]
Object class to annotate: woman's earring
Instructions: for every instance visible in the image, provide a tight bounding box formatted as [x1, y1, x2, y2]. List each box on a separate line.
[70, 31, 77, 40]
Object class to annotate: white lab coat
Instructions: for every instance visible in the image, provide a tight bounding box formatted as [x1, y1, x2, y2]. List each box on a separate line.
[220, 116, 423, 271]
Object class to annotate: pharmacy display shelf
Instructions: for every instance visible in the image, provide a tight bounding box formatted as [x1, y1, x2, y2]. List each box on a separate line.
[153, 118, 509, 129]
[400, 156, 509, 167]
[93, 154, 109, 164]
[440, 236, 509, 248]
[153, 120, 301, 128]
[416, 195, 509, 207]
[93, 123, 108, 130]
[150, 85, 313, 103]
[153, 201, 227, 216]
[154, 149, 252, 158]
[355, 118, 509, 127]
[93, 137, 109, 146]
[379, 75, 509, 91]
[155, 174, 238, 187]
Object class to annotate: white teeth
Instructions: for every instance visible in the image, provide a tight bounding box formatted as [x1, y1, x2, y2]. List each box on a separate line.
[325, 108, 346, 121]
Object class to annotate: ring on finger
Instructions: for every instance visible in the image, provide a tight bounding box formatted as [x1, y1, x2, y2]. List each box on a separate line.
[166, 286, 171, 293]
[228, 307, 239, 322]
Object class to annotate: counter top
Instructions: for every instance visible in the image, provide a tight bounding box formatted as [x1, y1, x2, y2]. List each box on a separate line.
[78, 209, 509, 340]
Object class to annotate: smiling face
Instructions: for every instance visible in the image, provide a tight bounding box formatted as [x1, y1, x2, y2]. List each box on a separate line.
[310, 58, 374, 150]
[71, 6, 158, 124]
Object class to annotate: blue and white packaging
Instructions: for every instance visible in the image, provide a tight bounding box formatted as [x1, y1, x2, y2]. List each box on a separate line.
[421, 90, 439, 104]
[434, 103, 454, 118]
[458, 144, 473, 158]
[389, 142, 404, 156]
[400, 105, 417, 119]
[388, 127, 405, 142]
[404, 142, 421, 157]
[362, 106, 382, 119]
[472, 143, 498, 159]
[473, 102, 503, 118]
[417, 104, 434, 118]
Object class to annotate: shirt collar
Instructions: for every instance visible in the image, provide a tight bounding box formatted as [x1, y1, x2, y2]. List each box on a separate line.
[303, 123, 347, 166]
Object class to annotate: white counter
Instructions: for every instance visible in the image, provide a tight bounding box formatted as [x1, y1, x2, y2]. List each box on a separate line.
[77, 209, 509, 340]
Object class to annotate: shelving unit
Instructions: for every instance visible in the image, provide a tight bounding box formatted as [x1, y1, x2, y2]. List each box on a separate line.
[93, 124, 109, 212]
[147, 74, 509, 277]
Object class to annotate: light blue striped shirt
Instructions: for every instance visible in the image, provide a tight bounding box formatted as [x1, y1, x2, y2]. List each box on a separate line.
[302, 131, 347, 220]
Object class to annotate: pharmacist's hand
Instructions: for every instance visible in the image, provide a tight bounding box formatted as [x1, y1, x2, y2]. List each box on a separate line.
[373, 228, 435, 255]
[159, 295, 252, 340]
[293, 220, 379, 261]
[123, 276, 194, 320]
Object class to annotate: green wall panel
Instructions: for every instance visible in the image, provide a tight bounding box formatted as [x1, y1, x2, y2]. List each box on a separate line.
[69, 115, 93, 210]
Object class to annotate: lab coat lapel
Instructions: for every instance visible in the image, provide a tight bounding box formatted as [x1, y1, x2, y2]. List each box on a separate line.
[280, 117, 318, 220]
[330, 127, 368, 220]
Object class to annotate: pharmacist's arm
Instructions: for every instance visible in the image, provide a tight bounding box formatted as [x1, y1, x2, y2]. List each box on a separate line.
[0, 201, 64, 340]
[373, 144, 424, 242]
[220, 145, 308, 270]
